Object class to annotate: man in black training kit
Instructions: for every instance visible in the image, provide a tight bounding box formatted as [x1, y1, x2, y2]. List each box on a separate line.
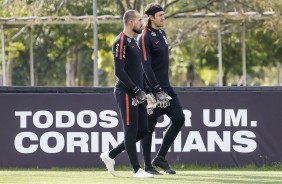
[138, 3, 185, 175]
[100, 10, 154, 178]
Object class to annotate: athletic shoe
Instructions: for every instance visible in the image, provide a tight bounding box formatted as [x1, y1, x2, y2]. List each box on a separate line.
[152, 156, 176, 174]
[100, 151, 115, 176]
[145, 166, 162, 175]
[133, 168, 154, 178]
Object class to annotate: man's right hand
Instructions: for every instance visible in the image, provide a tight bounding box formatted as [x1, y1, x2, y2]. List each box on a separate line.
[156, 90, 172, 108]
[153, 85, 172, 108]
[133, 86, 147, 104]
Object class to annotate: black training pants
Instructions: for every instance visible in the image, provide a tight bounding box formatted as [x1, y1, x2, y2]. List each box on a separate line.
[141, 88, 185, 168]
[109, 89, 148, 171]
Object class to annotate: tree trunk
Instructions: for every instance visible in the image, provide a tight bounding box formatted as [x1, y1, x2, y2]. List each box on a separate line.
[66, 47, 76, 86]
[66, 61, 75, 86]
[76, 51, 82, 86]
[186, 64, 195, 86]
[6, 58, 13, 86]
[223, 70, 228, 86]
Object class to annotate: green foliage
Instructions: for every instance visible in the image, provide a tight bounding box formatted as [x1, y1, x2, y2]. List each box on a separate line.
[6, 42, 26, 59]
[1, 0, 282, 86]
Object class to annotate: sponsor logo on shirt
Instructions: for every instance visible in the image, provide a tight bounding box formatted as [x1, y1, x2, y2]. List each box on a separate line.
[115, 44, 119, 57]
[163, 36, 168, 44]
[123, 45, 126, 58]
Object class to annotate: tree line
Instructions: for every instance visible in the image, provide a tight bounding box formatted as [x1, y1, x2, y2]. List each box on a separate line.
[0, 0, 282, 86]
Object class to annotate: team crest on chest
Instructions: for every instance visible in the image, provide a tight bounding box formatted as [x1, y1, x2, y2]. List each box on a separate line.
[127, 38, 131, 43]
[151, 31, 156, 36]
[163, 36, 168, 44]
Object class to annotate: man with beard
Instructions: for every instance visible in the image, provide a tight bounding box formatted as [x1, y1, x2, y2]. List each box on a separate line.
[100, 10, 153, 178]
[138, 3, 185, 175]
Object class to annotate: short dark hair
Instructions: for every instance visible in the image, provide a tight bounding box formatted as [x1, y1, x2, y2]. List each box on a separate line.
[123, 10, 138, 25]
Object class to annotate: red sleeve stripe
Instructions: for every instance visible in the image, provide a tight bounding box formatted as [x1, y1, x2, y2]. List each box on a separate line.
[142, 29, 148, 61]
[119, 32, 125, 60]
[125, 93, 130, 125]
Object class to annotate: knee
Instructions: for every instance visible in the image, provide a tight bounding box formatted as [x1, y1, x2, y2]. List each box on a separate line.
[148, 125, 156, 132]
[172, 113, 185, 128]
[138, 130, 149, 139]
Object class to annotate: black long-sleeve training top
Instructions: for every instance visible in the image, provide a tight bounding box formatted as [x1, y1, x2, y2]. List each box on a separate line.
[138, 26, 171, 90]
[112, 32, 145, 93]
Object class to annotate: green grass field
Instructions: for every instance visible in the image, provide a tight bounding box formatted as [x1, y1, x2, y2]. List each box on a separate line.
[1, 170, 282, 184]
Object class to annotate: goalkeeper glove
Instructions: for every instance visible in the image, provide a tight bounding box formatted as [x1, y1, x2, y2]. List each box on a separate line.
[154, 85, 172, 108]
[133, 86, 147, 104]
[146, 93, 157, 115]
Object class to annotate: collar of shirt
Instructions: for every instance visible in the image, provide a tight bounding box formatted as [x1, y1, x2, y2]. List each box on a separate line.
[148, 26, 163, 35]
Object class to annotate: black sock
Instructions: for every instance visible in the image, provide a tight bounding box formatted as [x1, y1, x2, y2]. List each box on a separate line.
[156, 155, 165, 160]
[133, 166, 141, 173]
[108, 151, 116, 159]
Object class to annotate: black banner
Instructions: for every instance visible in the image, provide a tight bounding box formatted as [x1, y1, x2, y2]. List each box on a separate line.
[0, 88, 282, 168]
